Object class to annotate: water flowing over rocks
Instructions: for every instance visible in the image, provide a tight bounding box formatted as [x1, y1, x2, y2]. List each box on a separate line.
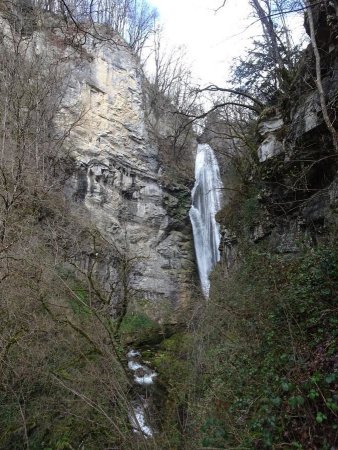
[189, 144, 223, 296]
[127, 349, 157, 437]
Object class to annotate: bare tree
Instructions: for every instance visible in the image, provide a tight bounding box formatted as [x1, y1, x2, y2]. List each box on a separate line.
[26, 0, 158, 55]
[0, 9, 151, 448]
[144, 27, 200, 167]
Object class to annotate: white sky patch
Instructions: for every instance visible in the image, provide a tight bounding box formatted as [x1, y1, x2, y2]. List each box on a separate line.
[148, 0, 307, 87]
[149, 0, 255, 86]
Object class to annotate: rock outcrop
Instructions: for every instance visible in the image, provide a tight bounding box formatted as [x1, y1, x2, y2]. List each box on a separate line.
[57, 35, 196, 324]
[257, 113, 284, 163]
[203, 3, 338, 269]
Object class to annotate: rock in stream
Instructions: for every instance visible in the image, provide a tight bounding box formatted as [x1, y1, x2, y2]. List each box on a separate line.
[127, 349, 158, 437]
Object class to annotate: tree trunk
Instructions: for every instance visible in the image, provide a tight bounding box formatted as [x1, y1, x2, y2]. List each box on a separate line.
[306, 0, 338, 151]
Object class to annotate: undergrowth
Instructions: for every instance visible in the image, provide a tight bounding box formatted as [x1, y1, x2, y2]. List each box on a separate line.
[185, 241, 338, 449]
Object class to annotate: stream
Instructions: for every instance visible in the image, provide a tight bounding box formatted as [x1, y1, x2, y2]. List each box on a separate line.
[127, 349, 158, 437]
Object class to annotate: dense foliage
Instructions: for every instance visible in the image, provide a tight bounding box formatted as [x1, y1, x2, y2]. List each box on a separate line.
[0, 6, 150, 449]
[189, 239, 337, 449]
[146, 232, 337, 448]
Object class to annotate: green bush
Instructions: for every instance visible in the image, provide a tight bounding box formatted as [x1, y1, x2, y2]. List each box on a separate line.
[183, 242, 338, 449]
[119, 312, 161, 345]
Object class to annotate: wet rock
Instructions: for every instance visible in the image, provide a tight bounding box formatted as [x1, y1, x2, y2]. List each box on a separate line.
[219, 227, 238, 270]
[127, 348, 158, 436]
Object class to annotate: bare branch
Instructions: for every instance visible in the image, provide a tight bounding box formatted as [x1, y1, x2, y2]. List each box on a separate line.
[197, 84, 264, 108]
[214, 0, 227, 12]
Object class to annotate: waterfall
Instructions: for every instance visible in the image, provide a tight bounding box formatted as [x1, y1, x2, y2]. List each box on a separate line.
[189, 143, 223, 297]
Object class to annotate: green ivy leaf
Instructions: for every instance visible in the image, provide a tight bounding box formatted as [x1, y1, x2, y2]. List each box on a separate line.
[316, 412, 327, 423]
[325, 373, 336, 384]
[271, 396, 282, 407]
[307, 389, 319, 400]
[288, 395, 305, 408]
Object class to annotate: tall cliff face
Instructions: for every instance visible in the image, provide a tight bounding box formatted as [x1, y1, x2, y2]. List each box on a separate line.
[250, 3, 338, 252]
[58, 36, 196, 325]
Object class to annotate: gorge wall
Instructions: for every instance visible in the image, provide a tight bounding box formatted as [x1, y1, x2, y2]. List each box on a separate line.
[55, 33, 197, 325]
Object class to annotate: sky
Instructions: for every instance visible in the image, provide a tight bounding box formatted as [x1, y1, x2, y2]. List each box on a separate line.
[148, 0, 306, 88]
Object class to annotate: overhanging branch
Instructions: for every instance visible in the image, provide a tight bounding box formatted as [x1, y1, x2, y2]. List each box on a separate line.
[197, 84, 264, 108]
[174, 101, 260, 132]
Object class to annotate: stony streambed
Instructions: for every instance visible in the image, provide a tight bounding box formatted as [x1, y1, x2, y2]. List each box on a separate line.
[127, 349, 158, 437]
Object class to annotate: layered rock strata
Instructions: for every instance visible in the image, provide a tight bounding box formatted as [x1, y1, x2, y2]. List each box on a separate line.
[59, 36, 195, 324]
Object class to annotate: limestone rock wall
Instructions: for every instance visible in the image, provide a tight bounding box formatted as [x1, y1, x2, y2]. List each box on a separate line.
[59, 36, 195, 324]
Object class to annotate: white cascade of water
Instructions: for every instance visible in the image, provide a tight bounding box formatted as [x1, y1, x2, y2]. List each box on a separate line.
[127, 349, 157, 437]
[189, 143, 223, 297]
